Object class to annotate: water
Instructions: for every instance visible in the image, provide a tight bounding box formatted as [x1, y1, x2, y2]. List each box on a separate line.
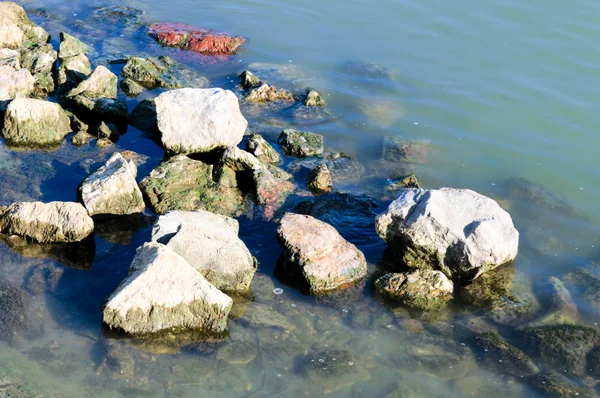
[2, 0, 600, 396]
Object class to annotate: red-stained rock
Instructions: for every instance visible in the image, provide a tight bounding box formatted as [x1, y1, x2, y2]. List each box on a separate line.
[149, 23, 245, 55]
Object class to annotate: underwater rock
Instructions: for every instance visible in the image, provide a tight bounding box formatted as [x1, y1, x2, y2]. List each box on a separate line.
[0, 283, 28, 340]
[140, 155, 246, 217]
[475, 332, 539, 378]
[155, 88, 247, 154]
[459, 262, 515, 309]
[149, 22, 245, 55]
[375, 269, 454, 311]
[277, 213, 367, 294]
[253, 168, 295, 219]
[343, 61, 394, 81]
[2, 98, 71, 147]
[166, 222, 256, 293]
[103, 242, 232, 335]
[382, 136, 430, 164]
[66, 65, 118, 99]
[103, 339, 136, 380]
[278, 129, 324, 158]
[0, 201, 94, 243]
[78, 153, 145, 216]
[501, 177, 576, 215]
[151, 209, 239, 243]
[216, 339, 259, 364]
[528, 276, 578, 326]
[91, 6, 147, 30]
[24, 262, 64, 295]
[288, 153, 365, 185]
[375, 188, 519, 282]
[530, 372, 593, 398]
[0, 2, 49, 50]
[239, 303, 292, 330]
[523, 324, 600, 377]
[307, 164, 332, 195]
[245, 134, 281, 164]
[563, 261, 600, 318]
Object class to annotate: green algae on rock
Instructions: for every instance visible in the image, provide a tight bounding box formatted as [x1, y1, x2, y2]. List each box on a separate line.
[0, 283, 28, 340]
[245, 134, 281, 164]
[382, 136, 430, 164]
[278, 129, 324, 158]
[307, 163, 332, 195]
[530, 372, 594, 398]
[475, 332, 539, 377]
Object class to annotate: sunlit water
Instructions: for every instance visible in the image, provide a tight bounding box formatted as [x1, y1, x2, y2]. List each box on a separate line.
[1, 0, 600, 396]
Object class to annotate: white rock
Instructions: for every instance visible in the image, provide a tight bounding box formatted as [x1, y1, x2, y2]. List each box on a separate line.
[155, 88, 247, 154]
[0, 66, 35, 103]
[66, 65, 117, 99]
[79, 153, 145, 216]
[0, 48, 21, 69]
[0, 201, 94, 243]
[151, 210, 239, 243]
[102, 242, 233, 335]
[375, 188, 519, 281]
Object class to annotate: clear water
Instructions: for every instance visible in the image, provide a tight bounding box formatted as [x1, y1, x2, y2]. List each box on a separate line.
[2, 0, 600, 396]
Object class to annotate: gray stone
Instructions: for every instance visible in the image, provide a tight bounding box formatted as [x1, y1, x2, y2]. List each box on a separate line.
[278, 129, 324, 158]
[151, 210, 239, 243]
[245, 134, 281, 164]
[66, 65, 118, 99]
[375, 269, 453, 311]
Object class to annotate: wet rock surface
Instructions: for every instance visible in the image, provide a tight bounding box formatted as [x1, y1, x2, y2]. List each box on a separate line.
[245, 134, 281, 164]
[0, 283, 28, 340]
[475, 332, 539, 377]
[149, 22, 245, 55]
[278, 129, 324, 158]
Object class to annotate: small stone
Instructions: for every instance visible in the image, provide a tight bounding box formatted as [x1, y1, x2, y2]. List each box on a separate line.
[304, 89, 325, 107]
[71, 131, 93, 146]
[307, 164, 332, 195]
[120, 78, 144, 97]
[278, 129, 324, 158]
[66, 65, 118, 99]
[245, 134, 281, 164]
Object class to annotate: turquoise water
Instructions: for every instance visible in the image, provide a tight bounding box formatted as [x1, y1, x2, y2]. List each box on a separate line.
[2, 0, 600, 396]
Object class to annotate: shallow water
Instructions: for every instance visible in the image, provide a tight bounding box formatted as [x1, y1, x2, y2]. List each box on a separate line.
[1, 0, 600, 396]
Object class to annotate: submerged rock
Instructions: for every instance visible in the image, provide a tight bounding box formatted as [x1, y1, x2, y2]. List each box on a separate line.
[277, 213, 367, 294]
[0, 201, 94, 243]
[459, 262, 515, 309]
[2, 98, 71, 147]
[475, 332, 539, 378]
[78, 153, 145, 216]
[149, 22, 245, 55]
[139, 155, 246, 217]
[343, 61, 394, 81]
[103, 242, 233, 335]
[563, 261, 600, 318]
[278, 129, 324, 158]
[530, 372, 593, 398]
[299, 346, 369, 393]
[155, 88, 247, 154]
[253, 168, 295, 218]
[66, 65, 118, 99]
[91, 6, 146, 30]
[375, 188, 519, 282]
[382, 136, 430, 164]
[0, 283, 28, 340]
[375, 269, 454, 311]
[307, 164, 332, 195]
[528, 276, 578, 326]
[245, 134, 281, 164]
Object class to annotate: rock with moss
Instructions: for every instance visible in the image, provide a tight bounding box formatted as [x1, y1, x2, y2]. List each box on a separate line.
[459, 262, 514, 309]
[476, 332, 539, 377]
[57, 32, 91, 93]
[277, 213, 367, 294]
[220, 146, 265, 172]
[95, 121, 119, 141]
[0, 66, 35, 109]
[68, 96, 128, 126]
[90, 6, 147, 30]
[20, 42, 56, 96]
[564, 262, 600, 317]
[0, 2, 49, 50]
[0, 201, 94, 243]
[253, 168, 295, 219]
[375, 188, 519, 282]
[0, 283, 28, 340]
[120, 78, 144, 97]
[382, 136, 430, 164]
[2, 98, 71, 147]
[121, 56, 164, 89]
[528, 276, 578, 326]
[307, 164, 332, 195]
[530, 372, 593, 398]
[245, 134, 281, 164]
[375, 270, 453, 311]
[103, 242, 233, 335]
[58, 32, 88, 60]
[71, 131, 92, 146]
[78, 153, 145, 216]
[246, 82, 294, 103]
[278, 129, 324, 158]
[303, 89, 325, 107]
[524, 325, 600, 377]
[140, 155, 246, 217]
[387, 174, 422, 192]
[66, 65, 118, 99]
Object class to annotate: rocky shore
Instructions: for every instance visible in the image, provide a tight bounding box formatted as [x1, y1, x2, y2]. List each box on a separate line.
[1, 2, 599, 397]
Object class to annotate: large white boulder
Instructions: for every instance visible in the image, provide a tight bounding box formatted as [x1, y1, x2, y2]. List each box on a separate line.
[102, 242, 233, 335]
[155, 88, 247, 154]
[0, 66, 35, 105]
[375, 188, 519, 281]
[151, 210, 239, 243]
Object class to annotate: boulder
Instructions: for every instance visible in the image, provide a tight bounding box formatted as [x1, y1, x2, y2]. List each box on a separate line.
[57, 32, 91, 93]
[67, 96, 128, 126]
[78, 153, 145, 216]
[0, 201, 94, 243]
[20, 43, 56, 96]
[166, 223, 256, 292]
[475, 332, 539, 378]
[155, 88, 247, 154]
[0, 48, 21, 69]
[382, 136, 430, 164]
[278, 129, 324, 158]
[277, 213, 367, 294]
[66, 65, 118, 99]
[103, 242, 233, 335]
[245, 134, 281, 164]
[253, 169, 295, 218]
[2, 98, 71, 147]
[374, 269, 453, 311]
[151, 210, 239, 243]
[58, 32, 88, 60]
[139, 155, 246, 217]
[0, 2, 49, 50]
[148, 22, 245, 55]
[307, 164, 332, 195]
[375, 188, 519, 282]
[0, 66, 35, 106]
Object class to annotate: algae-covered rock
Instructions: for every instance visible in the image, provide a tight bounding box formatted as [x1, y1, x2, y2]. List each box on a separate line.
[66, 65, 118, 99]
[0, 283, 28, 340]
[58, 32, 88, 60]
[277, 213, 367, 294]
[459, 262, 515, 309]
[103, 242, 233, 335]
[382, 136, 430, 164]
[278, 129, 324, 158]
[78, 152, 145, 216]
[120, 78, 144, 97]
[564, 261, 600, 317]
[246, 82, 294, 103]
[245, 134, 281, 164]
[476, 332, 539, 378]
[91, 6, 147, 30]
[20, 42, 56, 96]
[303, 89, 325, 107]
[121, 56, 164, 89]
[2, 98, 71, 147]
[530, 372, 593, 398]
[375, 269, 454, 311]
[139, 155, 246, 217]
[528, 276, 578, 326]
[0, 2, 49, 50]
[307, 164, 332, 195]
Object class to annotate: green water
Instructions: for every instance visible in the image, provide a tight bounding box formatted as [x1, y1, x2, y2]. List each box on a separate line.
[2, 0, 600, 396]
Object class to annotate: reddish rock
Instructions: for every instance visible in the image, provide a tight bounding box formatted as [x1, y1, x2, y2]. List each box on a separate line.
[149, 23, 245, 55]
[253, 169, 295, 220]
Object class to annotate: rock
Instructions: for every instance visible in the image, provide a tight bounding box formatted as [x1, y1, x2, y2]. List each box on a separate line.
[129, 98, 157, 134]
[459, 262, 514, 309]
[19, 42, 56, 96]
[0, 48, 20, 69]
[278, 129, 324, 158]
[155, 88, 247, 154]
[66, 65, 118, 99]
[304, 89, 325, 107]
[343, 61, 394, 80]
[0, 283, 28, 340]
[216, 340, 258, 364]
[375, 188, 519, 282]
[148, 22, 245, 55]
[0, 201, 94, 243]
[375, 270, 453, 311]
[0, 2, 49, 50]
[253, 169, 295, 218]
[524, 325, 600, 377]
[475, 332, 539, 378]
[245, 134, 281, 164]
[382, 136, 430, 164]
[277, 213, 367, 294]
[121, 56, 164, 89]
[245, 82, 294, 103]
[239, 70, 260, 90]
[71, 131, 93, 146]
[78, 153, 145, 216]
[166, 223, 256, 292]
[91, 6, 146, 30]
[68, 96, 128, 126]
[0, 66, 35, 106]
[299, 346, 369, 393]
[221, 146, 265, 172]
[57, 53, 92, 93]
[501, 177, 576, 215]
[139, 155, 246, 217]
[151, 210, 239, 243]
[95, 121, 119, 141]
[24, 263, 63, 295]
[528, 276, 578, 326]
[2, 98, 71, 147]
[307, 164, 332, 195]
[120, 78, 144, 97]
[564, 262, 600, 318]
[287, 153, 364, 185]
[530, 372, 593, 398]
[58, 32, 88, 60]
[103, 242, 233, 335]
[387, 174, 422, 192]
[240, 303, 291, 330]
